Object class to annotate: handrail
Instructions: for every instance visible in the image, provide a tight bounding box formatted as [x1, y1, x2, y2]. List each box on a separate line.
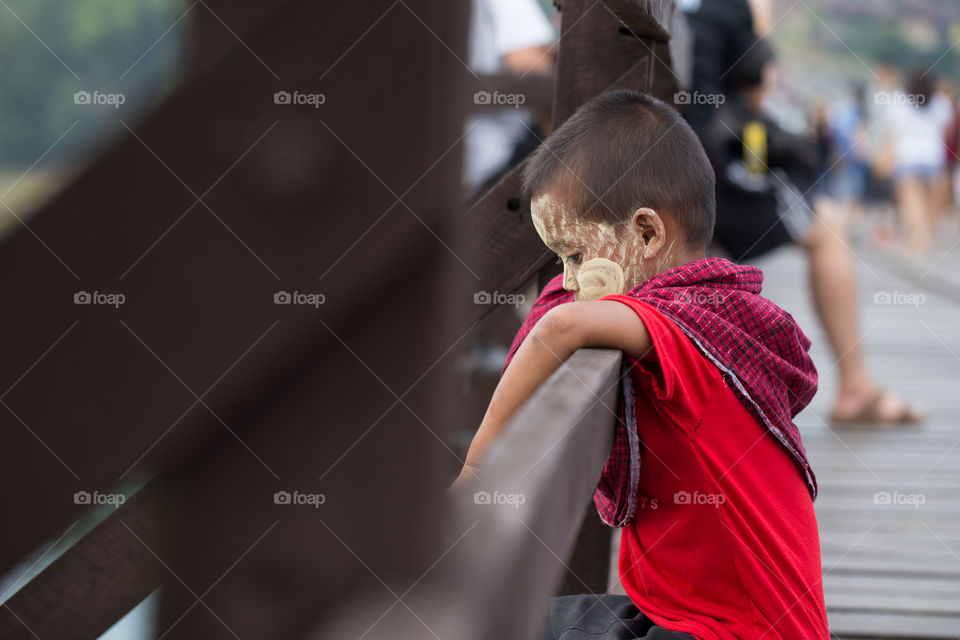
[444, 348, 622, 640]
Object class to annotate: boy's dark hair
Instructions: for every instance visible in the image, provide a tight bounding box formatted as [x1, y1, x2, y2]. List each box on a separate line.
[521, 90, 716, 249]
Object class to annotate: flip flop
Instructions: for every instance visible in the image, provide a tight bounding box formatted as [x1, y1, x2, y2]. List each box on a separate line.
[830, 389, 925, 430]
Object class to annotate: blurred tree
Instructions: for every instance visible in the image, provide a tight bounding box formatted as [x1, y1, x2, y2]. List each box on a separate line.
[0, 0, 185, 170]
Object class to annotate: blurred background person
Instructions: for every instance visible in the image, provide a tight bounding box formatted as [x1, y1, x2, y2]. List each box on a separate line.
[879, 68, 953, 259]
[679, 0, 757, 140]
[463, 0, 556, 196]
[700, 37, 924, 426]
[934, 77, 959, 233]
[828, 84, 870, 222]
[864, 58, 902, 247]
[809, 100, 835, 199]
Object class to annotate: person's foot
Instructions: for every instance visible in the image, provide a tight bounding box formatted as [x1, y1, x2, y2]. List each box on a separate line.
[831, 387, 925, 429]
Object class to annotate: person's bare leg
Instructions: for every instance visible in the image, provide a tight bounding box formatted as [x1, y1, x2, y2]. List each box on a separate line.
[895, 176, 932, 258]
[930, 170, 950, 242]
[798, 199, 871, 407]
[797, 198, 923, 422]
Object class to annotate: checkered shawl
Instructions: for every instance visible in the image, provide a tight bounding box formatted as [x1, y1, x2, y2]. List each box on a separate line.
[503, 257, 818, 527]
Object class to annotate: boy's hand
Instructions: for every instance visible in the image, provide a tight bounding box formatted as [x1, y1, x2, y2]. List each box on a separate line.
[457, 299, 654, 480]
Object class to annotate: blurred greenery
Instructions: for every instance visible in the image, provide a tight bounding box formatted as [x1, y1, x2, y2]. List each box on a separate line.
[0, 0, 185, 171]
[770, 0, 959, 100]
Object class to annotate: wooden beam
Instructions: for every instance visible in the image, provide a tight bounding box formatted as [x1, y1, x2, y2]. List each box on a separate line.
[0, 1, 474, 638]
[0, 0, 470, 583]
[146, 2, 474, 638]
[440, 349, 621, 640]
[0, 486, 165, 639]
[552, 1, 659, 128]
[601, 0, 674, 42]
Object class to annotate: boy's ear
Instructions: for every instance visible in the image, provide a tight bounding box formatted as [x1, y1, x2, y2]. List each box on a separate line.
[631, 207, 666, 259]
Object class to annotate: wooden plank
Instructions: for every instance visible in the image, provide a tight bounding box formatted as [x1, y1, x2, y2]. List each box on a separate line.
[827, 612, 960, 639]
[601, 0, 673, 41]
[0, 487, 164, 639]
[820, 531, 960, 546]
[442, 349, 621, 640]
[146, 2, 474, 638]
[552, 0, 657, 127]
[825, 591, 960, 617]
[824, 573, 960, 599]
[0, 0, 314, 572]
[1, 2, 473, 638]
[0, 0, 471, 579]
[821, 552, 960, 578]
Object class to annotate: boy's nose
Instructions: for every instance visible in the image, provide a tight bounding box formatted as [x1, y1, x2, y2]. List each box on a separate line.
[562, 263, 579, 293]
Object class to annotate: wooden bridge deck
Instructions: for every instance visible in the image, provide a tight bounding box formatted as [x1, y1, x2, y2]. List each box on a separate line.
[753, 241, 960, 639]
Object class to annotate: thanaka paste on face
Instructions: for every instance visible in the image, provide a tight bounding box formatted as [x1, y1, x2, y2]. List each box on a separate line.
[577, 257, 626, 300]
[531, 193, 649, 300]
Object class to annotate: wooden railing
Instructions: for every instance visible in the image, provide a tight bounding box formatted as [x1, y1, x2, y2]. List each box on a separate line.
[445, 348, 622, 640]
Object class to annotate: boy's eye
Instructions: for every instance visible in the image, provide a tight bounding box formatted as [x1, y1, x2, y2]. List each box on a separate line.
[565, 254, 582, 265]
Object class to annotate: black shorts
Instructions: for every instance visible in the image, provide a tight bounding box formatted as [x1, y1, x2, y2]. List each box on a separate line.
[865, 170, 893, 204]
[713, 171, 816, 261]
[542, 594, 695, 640]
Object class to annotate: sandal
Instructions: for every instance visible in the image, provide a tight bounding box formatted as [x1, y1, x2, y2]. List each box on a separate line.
[830, 389, 925, 430]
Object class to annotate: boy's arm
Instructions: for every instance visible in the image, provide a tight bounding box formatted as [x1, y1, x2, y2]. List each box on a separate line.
[452, 299, 654, 488]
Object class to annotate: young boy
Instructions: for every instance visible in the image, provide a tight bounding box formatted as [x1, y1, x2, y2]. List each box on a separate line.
[456, 90, 829, 639]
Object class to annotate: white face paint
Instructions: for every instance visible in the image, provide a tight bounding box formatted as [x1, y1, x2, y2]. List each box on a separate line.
[531, 193, 652, 300]
[577, 257, 625, 300]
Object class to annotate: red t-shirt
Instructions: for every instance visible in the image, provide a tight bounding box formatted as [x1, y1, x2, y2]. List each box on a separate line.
[603, 295, 829, 640]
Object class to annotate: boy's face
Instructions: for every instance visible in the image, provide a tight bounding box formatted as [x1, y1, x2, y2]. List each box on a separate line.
[530, 192, 656, 301]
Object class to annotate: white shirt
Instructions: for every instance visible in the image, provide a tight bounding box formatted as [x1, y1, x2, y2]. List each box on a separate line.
[886, 92, 952, 171]
[463, 0, 555, 189]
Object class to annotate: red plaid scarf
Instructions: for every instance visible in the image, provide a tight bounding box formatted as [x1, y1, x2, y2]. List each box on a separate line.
[503, 257, 818, 527]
